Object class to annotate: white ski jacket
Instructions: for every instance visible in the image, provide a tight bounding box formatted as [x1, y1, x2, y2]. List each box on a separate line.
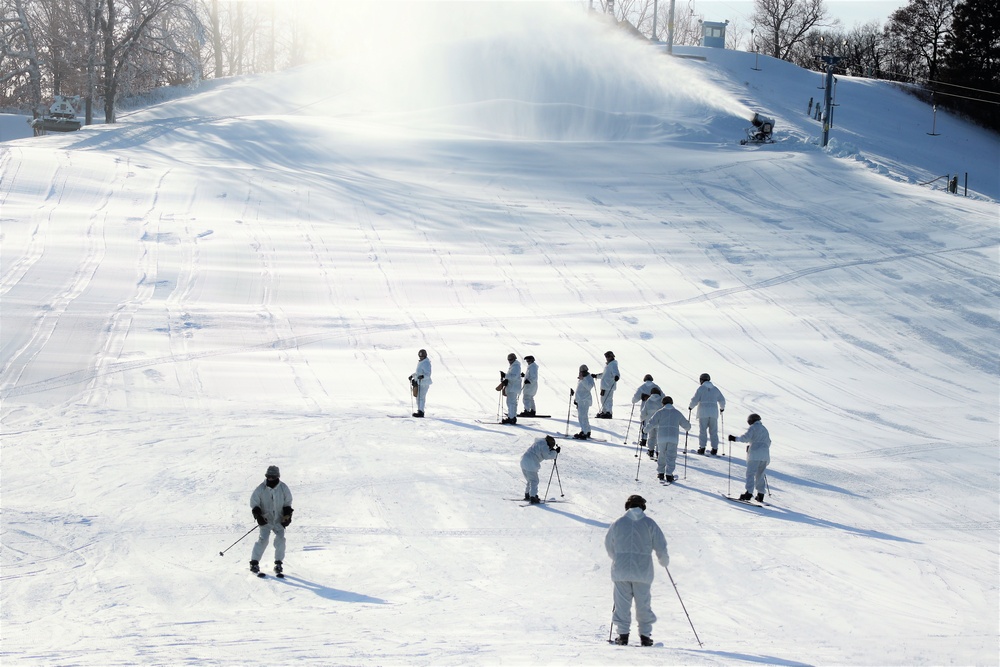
[413, 357, 432, 386]
[523, 361, 538, 388]
[640, 396, 664, 424]
[605, 508, 669, 583]
[736, 421, 771, 463]
[646, 404, 691, 445]
[505, 360, 523, 395]
[595, 360, 620, 392]
[632, 380, 660, 404]
[250, 481, 293, 526]
[520, 437, 559, 472]
[688, 381, 726, 419]
[575, 374, 595, 408]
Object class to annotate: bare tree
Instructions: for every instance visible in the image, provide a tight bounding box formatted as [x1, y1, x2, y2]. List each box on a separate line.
[752, 0, 831, 60]
[1, 0, 44, 106]
[95, 0, 181, 122]
[886, 0, 955, 82]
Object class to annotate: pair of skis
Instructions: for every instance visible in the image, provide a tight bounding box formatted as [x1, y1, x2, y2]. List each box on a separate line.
[720, 492, 771, 507]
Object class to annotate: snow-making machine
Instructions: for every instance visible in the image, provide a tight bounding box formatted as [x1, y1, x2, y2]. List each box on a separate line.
[740, 112, 775, 145]
[29, 96, 82, 135]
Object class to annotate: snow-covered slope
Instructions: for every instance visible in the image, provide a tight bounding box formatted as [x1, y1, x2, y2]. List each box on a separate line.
[2, 3, 997, 665]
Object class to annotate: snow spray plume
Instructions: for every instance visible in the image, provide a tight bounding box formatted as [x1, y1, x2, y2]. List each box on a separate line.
[306, 2, 751, 139]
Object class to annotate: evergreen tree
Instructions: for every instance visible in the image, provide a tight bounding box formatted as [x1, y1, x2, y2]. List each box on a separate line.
[938, 0, 1000, 131]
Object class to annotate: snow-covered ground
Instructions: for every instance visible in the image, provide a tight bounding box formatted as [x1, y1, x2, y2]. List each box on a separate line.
[2, 3, 997, 665]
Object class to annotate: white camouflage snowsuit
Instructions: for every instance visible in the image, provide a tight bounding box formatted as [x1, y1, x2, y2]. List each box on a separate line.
[250, 480, 293, 562]
[605, 507, 670, 637]
[411, 356, 432, 413]
[736, 420, 771, 495]
[504, 359, 523, 419]
[639, 392, 663, 452]
[646, 403, 691, 477]
[594, 359, 620, 415]
[688, 381, 726, 451]
[521, 360, 539, 413]
[575, 373, 596, 435]
[520, 437, 559, 498]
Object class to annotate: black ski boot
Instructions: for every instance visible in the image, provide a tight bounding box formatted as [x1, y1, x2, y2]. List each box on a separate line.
[249, 560, 260, 574]
[657, 473, 664, 481]
[697, 448, 706, 455]
[501, 417, 517, 425]
[412, 410, 424, 418]
[710, 449, 718, 456]
[738, 492, 752, 501]
[573, 431, 586, 439]
[756, 493, 765, 503]
[529, 496, 541, 505]
[640, 635, 653, 647]
[614, 634, 629, 646]
[274, 560, 284, 577]
[523, 492, 530, 501]
[665, 474, 675, 483]
[647, 449, 656, 459]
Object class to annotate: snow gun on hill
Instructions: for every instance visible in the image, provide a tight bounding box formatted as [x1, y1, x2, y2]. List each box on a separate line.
[29, 96, 82, 136]
[740, 112, 775, 145]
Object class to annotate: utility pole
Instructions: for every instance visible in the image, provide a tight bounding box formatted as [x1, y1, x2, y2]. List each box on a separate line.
[666, 0, 676, 53]
[819, 55, 842, 146]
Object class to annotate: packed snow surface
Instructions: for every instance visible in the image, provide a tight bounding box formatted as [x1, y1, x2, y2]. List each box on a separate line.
[2, 3, 997, 665]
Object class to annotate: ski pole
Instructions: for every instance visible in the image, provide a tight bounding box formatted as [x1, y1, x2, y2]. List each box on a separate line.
[565, 388, 574, 437]
[553, 457, 564, 497]
[726, 430, 733, 498]
[409, 378, 415, 414]
[496, 373, 504, 423]
[543, 454, 558, 499]
[623, 402, 636, 446]
[764, 472, 771, 497]
[666, 566, 703, 647]
[684, 430, 691, 479]
[635, 438, 643, 481]
[219, 525, 258, 556]
[608, 604, 616, 644]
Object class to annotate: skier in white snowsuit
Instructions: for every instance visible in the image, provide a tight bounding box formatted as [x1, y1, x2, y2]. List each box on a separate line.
[249, 465, 294, 575]
[499, 353, 522, 424]
[636, 381, 663, 457]
[730, 413, 771, 502]
[409, 349, 432, 418]
[574, 364, 596, 439]
[605, 494, 669, 647]
[646, 396, 691, 482]
[688, 373, 726, 454]
[518, 356, 539, 417]
[594, 351, 620, 418]
[520, 435, 560, 504]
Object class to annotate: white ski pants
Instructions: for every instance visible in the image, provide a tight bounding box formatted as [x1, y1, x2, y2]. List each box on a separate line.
[251, 524, 286, 562]
[613, 580, 656, 637]
[600, 386, 617, 414]
[416, 381, 429, 412]
[522, 464, 541, 497]
[506, 391, 519, 419]
[578, 404, 591, 435]
[656, 439, 679, 476]
[745, 460, 768, 495]
[522, 384, 537, 412]
[698, 416, 719, 450]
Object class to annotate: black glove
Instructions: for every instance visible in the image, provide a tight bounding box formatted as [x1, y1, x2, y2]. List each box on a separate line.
[573, 401, 578, 406]
[600, 390, 605, 396]
[728, 434, 736, 442]
[499, 370, 505, 379]
[591, 373, 598, 378]
[720, 408, 724, 413]
[524, 379, 531, 385]
[500, 379, 508, 387]
[252, 507, 267, 526]
[521, 373, 525, 378]
[408, 374, 414, 381]
[555, 445, 561, 453]
[614, 376, 619, 382]
[281, 506, 294, 527]
[418, 375, 424, 379]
